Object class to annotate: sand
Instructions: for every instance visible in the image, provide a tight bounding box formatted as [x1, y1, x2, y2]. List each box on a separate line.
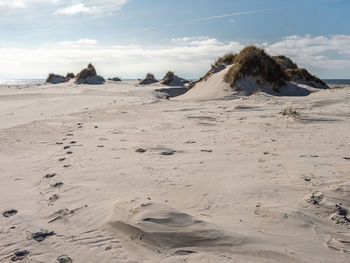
[0, 80, 349, 262]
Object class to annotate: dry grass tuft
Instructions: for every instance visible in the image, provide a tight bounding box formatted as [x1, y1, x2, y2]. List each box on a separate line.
[281, 107, 300, 118]
[224, 46, 287, 91]
[212, 53, 236, 68]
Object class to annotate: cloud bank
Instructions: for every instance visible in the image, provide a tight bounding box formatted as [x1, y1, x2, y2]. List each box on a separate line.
[0, 35, 349, 79]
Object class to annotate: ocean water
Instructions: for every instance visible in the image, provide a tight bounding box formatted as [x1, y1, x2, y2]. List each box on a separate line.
[0, 79, 45, 86]
[0, 79, 349, 87]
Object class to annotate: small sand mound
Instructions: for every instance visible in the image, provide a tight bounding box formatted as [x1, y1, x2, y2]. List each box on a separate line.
[108, 201, 244, 250]
[183, 45, 328, 99]
[139, 74, 159, 85]
[161, 72, 189, 86]
[75, 63, 105, 84]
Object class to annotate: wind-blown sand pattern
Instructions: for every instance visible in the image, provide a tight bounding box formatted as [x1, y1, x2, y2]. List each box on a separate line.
[0, 80, 349, 262]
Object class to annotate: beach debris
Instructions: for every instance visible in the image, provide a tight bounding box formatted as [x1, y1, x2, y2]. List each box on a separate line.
[3, 209, 18, 218]
[11, 250, 29, 261]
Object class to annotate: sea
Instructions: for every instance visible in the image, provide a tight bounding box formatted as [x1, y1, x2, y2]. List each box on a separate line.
[0, 79, 349, 87]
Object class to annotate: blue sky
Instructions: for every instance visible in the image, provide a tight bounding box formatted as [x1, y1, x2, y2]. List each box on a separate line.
[0, 0, 350, 79]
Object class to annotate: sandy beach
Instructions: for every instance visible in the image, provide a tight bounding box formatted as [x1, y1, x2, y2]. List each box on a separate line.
[0, 80, 349, 262]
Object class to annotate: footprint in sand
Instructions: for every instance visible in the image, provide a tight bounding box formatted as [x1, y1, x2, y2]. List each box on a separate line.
[57, 255, 73, 263]
[66, 151, 73, 155]
[11, 250, 29, 261]
[70, 141, 77, 144]
[58, 158, 66, 162]
[44, 173, 57, 179]
[3, 209, 18, 218]
[64, 146, 70, 150]
[29, 231, 55, 242]
[135, 148, 146, 153]
[161, 150, 176, 156]
[63, 165, 71, 168]
[51, 182, 64, 188]
[49, 194, 60, 204]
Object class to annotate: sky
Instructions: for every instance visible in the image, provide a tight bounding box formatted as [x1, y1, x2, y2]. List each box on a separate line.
[0, 0, 350, 79]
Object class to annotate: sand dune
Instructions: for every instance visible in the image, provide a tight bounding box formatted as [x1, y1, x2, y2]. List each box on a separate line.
[0, 80, 349, 262]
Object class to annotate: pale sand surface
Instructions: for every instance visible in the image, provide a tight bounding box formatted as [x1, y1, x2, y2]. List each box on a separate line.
[0, 81, 349, 262]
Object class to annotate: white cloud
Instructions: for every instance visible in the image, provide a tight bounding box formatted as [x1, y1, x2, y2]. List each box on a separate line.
[56, 4, 98, 15]
[0, 35, 350, 79]
[0, 0, 131, 15]
[0, 0, 58, 9]
[264, 34, 350, 69]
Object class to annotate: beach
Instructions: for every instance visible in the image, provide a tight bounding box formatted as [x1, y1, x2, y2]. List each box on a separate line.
[0, 80, 349, 262]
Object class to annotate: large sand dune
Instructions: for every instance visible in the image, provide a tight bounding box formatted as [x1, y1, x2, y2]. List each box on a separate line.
[0, 81, 349, 262]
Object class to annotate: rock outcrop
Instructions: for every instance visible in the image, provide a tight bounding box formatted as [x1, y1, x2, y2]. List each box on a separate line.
[108, 77, 122, 82]
[139, 74, 159, 85]
[75, 63, 105, 84]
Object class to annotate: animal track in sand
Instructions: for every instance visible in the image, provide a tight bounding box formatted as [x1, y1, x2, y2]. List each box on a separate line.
[64, 146, 70, 149]
[49, 205, 87, 223]
[2, 209, 18, 217]
[58, 158, 66, 162]
[66, 151, 73, 155]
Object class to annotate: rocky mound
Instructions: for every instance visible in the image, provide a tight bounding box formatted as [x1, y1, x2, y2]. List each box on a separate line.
[139, 74, 159, 85]
[185, 45, 329, 97]
[75, 63, 105, 84]
[65, 73, 75, 82]
[108, 77, 122, 82]
[46, 74, 66, 84]
[108, 200, 245, 250]
[46, 72, 76, 84]
[161, 71, 189, 86]
[286, 68, 329, 89]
